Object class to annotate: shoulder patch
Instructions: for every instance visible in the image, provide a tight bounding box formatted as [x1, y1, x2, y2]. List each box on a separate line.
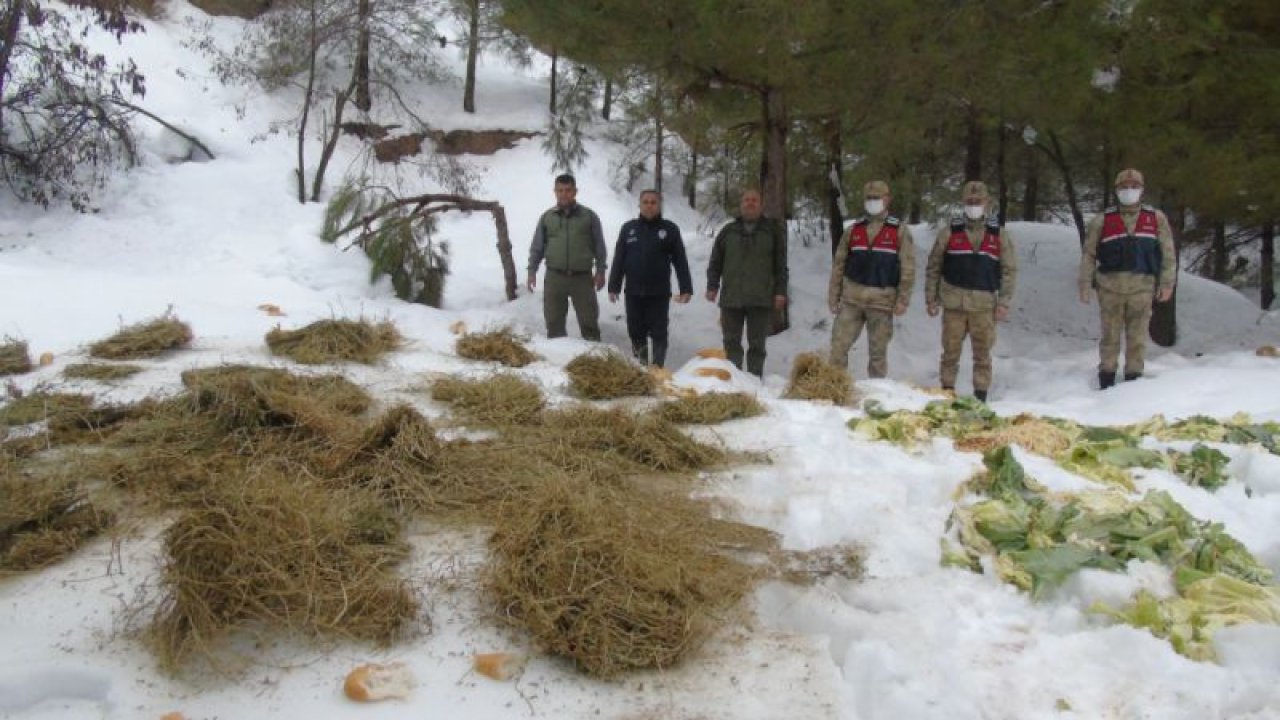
[885, 216, 901, 226]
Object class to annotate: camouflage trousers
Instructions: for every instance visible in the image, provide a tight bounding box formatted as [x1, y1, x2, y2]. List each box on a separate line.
[829, 304, 893, 379]
[1097, 288, 1152, 375]
[543, 269, 601, 341]
[940, 309, 996, 392]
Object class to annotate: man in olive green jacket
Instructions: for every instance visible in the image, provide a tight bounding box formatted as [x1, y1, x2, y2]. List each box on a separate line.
[828, 179, 915, 379]
[1078, 168, 1176, 389]
[705, 189, 789, 377]
[925, 181, 1017, 402]
[527, 174, 609, 341]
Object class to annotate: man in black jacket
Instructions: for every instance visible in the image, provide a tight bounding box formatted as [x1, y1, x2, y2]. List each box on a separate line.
[607, 190, 694, 367]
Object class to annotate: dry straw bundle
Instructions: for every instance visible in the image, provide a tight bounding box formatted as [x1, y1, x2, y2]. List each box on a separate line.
[783, 353, 853, 404]
[0, 473, 114, 572]
[564, 350, 655, 399]
[656, 393, 765, 425]
[430, 373, 545, 427]
[0, 392, 150, 447]
[485, 476, 768, 678]
[0, 339, 32, 375]
[180, 365, 370, 435]
[89, 316, 193, 360]
[539, 405, 724, 473]
[63, 362, 144, 382]
[147, 473, 416, 673]
[952, 414, 1074, 457]
[265, 318, 402, 364]
[455, 328, 537, 367]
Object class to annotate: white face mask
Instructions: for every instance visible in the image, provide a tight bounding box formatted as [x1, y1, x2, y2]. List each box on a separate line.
[864, 199, 885, 216]
[963, 203, 986, 220]
[1116, 187, 1143, 206]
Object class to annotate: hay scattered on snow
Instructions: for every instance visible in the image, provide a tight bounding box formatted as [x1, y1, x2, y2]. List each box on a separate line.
[64, 362, 144, 382]
[147, 472, 416, 674]
[0, 474, 114, 572]
[0, 339, 32, 375]
[657, 393, 765, 425]
[430, 373, 545, 426]
[952, 414, 1074, 457]
[783, 353, 853, 404]
[485, 476, 767, 678]
[565, 350, 654, 400]
[0, 392, 95, 427]
[89, 316, 193, 360]
[265, 318, 402, 364]
[180, 365, 370, 435]
[770, 543, 865, 586]
[455, 328, 537, 367]
[539, 405, 724, 472]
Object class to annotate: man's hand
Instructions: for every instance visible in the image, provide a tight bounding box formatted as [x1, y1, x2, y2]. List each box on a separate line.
[527, 272, 537, 291]
[774, 295, 788, 310]
[594, 271, 606, 291]
[1079, 288, 1090, 305]
[705, 289, 718, 303]
[609, 293, 619, 303]
[674, 293, 692, 304]
[1156, 286, 1173, 303]
[927, 303, 940, 317]
[995, 305, 1009, 322]
[894, 301, 908, 317]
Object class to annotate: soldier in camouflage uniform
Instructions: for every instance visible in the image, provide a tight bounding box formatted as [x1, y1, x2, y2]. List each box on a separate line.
[1078, 168, 1176, 389]
[925, 181, 1017, 402]
[828, 179, 915, 379]
[706, 189, 789, 377]
[527, 174, 609, 341]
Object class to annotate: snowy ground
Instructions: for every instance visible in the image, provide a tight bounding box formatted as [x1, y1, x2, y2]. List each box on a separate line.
[2, 3, 1280, 719]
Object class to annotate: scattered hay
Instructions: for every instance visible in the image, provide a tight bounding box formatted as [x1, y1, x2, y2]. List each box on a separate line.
[147, 472, 417, 674]
[0, 339, 32, 375]
[952, 415, 1074, 457]
[0, 475, 114, 571]
[89, 316, 193, 360]
[565, 350, 654, 400]
[327, 404, 447, 511]
[783, 353, 852, 404]
[265, 318, 402, 364]
[0, 391, 146, 446]
[485, 476, 765, 678]
[770, 544, 865, 586]
[455, 328, 537, 367]
[64, 362, 144, 382]
[0, 392, 95, 427]
[430, 374, 545, 426]
[180, 365, 370, 435]
[657, 393, 764, 425]
[540, 405, 724, 473]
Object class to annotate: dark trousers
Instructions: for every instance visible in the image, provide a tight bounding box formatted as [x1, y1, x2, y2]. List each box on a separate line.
[625, 294, 670, 366]
[720, 306, 772, 376]
[543, 269, 600, 341]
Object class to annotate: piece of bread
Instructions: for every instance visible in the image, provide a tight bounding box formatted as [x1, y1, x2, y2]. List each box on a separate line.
[449, 320, 468, 335]
[160, 713, 186, 720]
[38, 352, 54, 366]
[343, 662, 415, 702]
[473, 652, 526, 681]
[695, 348, 727, 360]
[1257, 345, 1279, 358]
[694, 367, 732, 382]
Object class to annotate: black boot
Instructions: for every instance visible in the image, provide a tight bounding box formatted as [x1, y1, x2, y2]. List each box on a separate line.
[632, 342, 649, 366]
[1124, 372, 1143, 382]
[651, 339, 668, 369]
[974, 389, 988, 403]
[1099, 371, 1116, 389]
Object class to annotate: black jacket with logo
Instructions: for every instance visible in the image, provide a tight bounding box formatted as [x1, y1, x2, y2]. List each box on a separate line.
[607, 215, 694, 297]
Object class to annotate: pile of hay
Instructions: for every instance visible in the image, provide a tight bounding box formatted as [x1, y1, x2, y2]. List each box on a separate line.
[64, 363, 144, 382]
[180, 365, 370, 435]
[0, 392, 95, 427]
[89, 316, 193, 360]
[485, 476, 767, 678]
[770, 543, 865, 586]
[147, 473, 416, 673]
[0, 339, 32, 375]
[657, 393, 765, 425]
[0, 472, 114, 571]
[565, 350, 654, 400]
[431, 374, 544, 427]
[783, 353, 853, 404]
[952, 414, 1075, 457]
[456, 328, 537, 367]
[539, 406, 724, 472]
[0, 391, 145, 447]
[265, 318, 402, 364]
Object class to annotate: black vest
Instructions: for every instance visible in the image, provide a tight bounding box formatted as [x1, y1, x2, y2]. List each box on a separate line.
[843, 216, 902, 288]
[941, 218, 1002, 292]
[1097, 207, 1161, 275]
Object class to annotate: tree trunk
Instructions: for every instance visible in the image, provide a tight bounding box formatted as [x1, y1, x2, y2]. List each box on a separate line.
[910, 200, 922, 225]
[602, 78, 613, 120]
[653, 79, 663, 193]
[996, 120, 1008, 224]
[1262, 221, 1275, 310]
[1149, 201, 1183, 347]
[824, 116, 844, 256]
[759, 86, 788, 220]
[1022, 144, 1038, 221]
[1211, 219, 1228, 282]
[353, 0, 371, 112]
[296, 0, 319, 204]
[0, 0, 25, 131]
[548, 50, 558, 115]
[964, 104, 982, 181]
[686, 135, 698, 208]
[310, 75, 356, 203]
[1044, 131, 1085, 245]
[462, 0, 479, 113]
